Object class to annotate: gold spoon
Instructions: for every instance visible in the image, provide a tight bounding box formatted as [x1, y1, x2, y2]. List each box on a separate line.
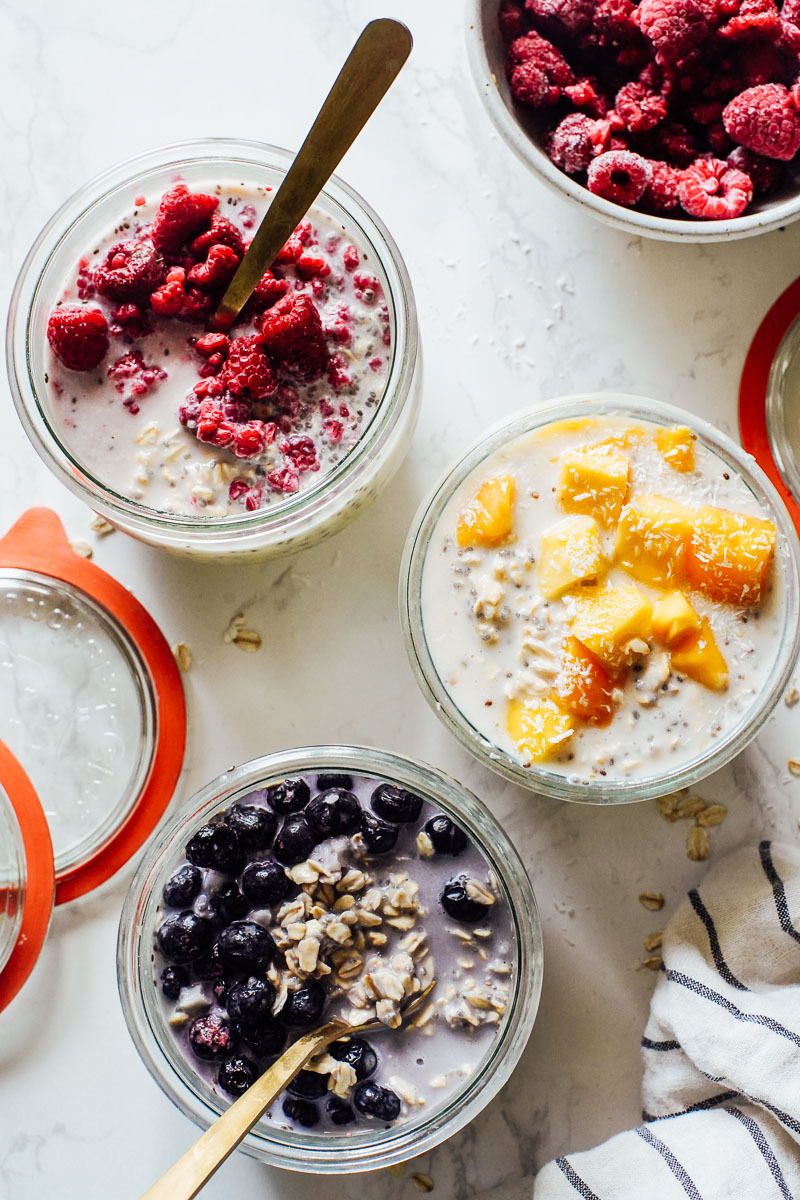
[140, 979, 436, 1200]
[212, 18, 413, 331]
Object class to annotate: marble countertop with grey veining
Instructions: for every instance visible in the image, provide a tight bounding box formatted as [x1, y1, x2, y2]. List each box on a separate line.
[1, 2, 800, 1197]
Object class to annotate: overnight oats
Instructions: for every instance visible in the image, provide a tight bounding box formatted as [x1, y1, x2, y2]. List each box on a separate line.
[402, 396, 800, 803]
[8, 141, 419, 559]
[117, 749, 541, 1171]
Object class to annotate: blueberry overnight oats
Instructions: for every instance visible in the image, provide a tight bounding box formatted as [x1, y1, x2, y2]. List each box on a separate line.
[153, 770, 513, 1133]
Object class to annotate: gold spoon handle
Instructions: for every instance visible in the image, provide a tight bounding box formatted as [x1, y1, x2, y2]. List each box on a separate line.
[213, 18, 413, 329]
[139, 1018, 350, 1200]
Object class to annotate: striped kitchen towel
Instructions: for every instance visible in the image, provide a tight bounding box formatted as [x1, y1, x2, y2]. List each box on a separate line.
[522, 841, 800, 1200]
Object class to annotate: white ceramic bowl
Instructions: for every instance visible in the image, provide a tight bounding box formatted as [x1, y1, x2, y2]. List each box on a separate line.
[466, 0, 800, 243]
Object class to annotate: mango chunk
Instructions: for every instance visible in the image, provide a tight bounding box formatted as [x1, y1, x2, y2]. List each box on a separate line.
[656, 425, 695, 473]
[507, 696, 574, 763]
[685, 505, 777, 606]
[557, 447, 630, 526]
[571, 585, 654, 669]
[652, 591, 701, 646]
[457, 474, 515, 547]
[554, 636, 621, 726]
[670, 617, 729, 691]
[538, 515, 605, 600]
[614, 494, 694, 588]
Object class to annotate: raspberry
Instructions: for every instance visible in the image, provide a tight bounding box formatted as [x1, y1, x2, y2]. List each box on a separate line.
[194, 333, 230, 360]
[546, 113, 604, 173]
[222, 336, 276, 400]
[280, 435, 319, 473]
[221, 396, 253, 423]
[196, 400, 235, 448]
[149, 278, 214, 322]
[94, 239, 166, 302]
[678, 155, 753, 216]
[525, 0, 594, 36]
[719, 0, 780, 40]
[189, 214, 245, 259]
[109, 303, 151, 340]
[47, 307, 109, 371]
[187, 244, 240, 290]
[740, 43, 789, 89]
[342, 245, 360, 272]
[615, 80, 669, 131]
[593, 0, 638, 40]
[723, 83, 800, 160]
[726, 144, 784, 193]
[640, 159, 683, 211]
[107, 351, 167, 405]
[232, 421, 270, 460]
[647, 120, 697, 165]
[353, 273, 380, 303]
[179, 397, 202, 428]
[323, 418, 345, 443]
[260, 294, 329, 380]
[274, 222, 312, 265]
[76, 259, 95, 300]
[636, 0, 714, 66]
[499, 0, 525, 39]
[229, 479, 250, 502]
[296, 254, 331, 281]
[266, 466, 300, 494]
[586, 149, 652, 204]
[564, 78, 609, 115]
[150, 184, 218, 255]
[506, 32, 575, 107]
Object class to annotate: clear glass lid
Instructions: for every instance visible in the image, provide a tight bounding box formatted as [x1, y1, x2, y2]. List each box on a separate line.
[0, 783, 25, 976]
[766, 316, 800, 504]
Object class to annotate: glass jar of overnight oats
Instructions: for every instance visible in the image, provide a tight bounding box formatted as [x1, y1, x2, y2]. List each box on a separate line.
[116, 746, 542, 1173]
[401, 395, 800, 805]
[7, 140, 420, 561]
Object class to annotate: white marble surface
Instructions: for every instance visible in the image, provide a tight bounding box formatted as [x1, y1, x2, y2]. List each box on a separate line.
[1, 1, 800, 1197]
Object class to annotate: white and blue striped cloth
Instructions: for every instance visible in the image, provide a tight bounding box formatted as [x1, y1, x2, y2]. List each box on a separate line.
[481, 840, 800, 1200]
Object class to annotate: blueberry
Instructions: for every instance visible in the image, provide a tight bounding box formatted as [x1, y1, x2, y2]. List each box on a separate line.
[241, 859, 295, 905]
[217, 921, 276, 972]
[353, 1082, 402, 1122]
[282, 1096, 319, 1128]
[280, 980, 326, 1028]
[273, 816, 317, 866]
[218, 1055, 260, 1097]
[226, 976, 276, 1024]
[162, 864, 202, 908]
[185, 822, 244, 874]
[209, 880, 250, 924]
[160, 964, 189, 1001]
[316, 773, 353, 790]
[188, 1013, 238, 1061]
[329, 1036, 377, 1081]
[240, 1018, 286, 1058]
[306, 788, 362, 838]
[359, 811, 398, 855]
[326, 1095, 356, 1126]
[223, 802, 278, 850]
[156, 911, 214, 963]
[194, 942, 227, 983]
[287, 1069, 329, 1099]
[370, 783, 423, 823]
[265, 778, 311, 815]
[440, 875, 489, 924]
[424, 814, 468, 857]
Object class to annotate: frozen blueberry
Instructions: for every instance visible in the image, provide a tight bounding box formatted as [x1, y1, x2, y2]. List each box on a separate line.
[280, 980, 326, 1028]
[218, 1055, 260, 1097]
[326, 1095, 356, 1126]
[209, 880, 250, 924]
[265, 778, 311, 814]
[188, 1013, 238, 1061]
[329, 1036, 377, 1081]
[358, 811, 398, 855]
[160, 964, 189, 1001]
[156, 911, 214, 964]
[424, 814, 468, 857]
[240, 1018, 286, 1058]
[223, 802, 278, 850]
[287, 1069, 329, 1099]
[185, 822, 244, 874]
[316, 773, 353, 790]
[370, 783, 423, 823]
[440, 875, 489, 924]
[241, 859, 295, 905]
[282, 1096, 319, 1128]
[162, 864, 202, 908]
[217, 921, 276, 972]
[273, 816, 317, 866]
[306, 788, 361, 838]
[226, 976, 276, 1024]
[353, 1082, 402, 1122]
[194, 942, 226, 983]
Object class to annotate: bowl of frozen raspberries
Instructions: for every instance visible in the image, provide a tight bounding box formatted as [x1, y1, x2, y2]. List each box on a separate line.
[468, 0, 800, 240]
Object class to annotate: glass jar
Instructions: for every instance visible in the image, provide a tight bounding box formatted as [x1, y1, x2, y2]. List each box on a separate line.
[400, 394, 800, 804]
[0, 787, 25, 976]
[7, 139, 420, 561]
[116, 746, 542, 1173]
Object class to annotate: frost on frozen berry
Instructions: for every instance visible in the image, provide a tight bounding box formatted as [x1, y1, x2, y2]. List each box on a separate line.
[47, 307, 109, 372]
[640, 159, 683, 212]
[506, 32, 575, 107]
[260, 294, 329, 380]
[615, 80, 668, 133]
[719, 0, 780, 41]
[546, 113, 603, 174]
[727, 145, 784, 194]
[587, 150, 652, 205]
[94, 240, 167, 302]
[524, 0, 594, 37]
[636, 0, 714, 66]
[723, 83, 800, 161]
[678, 155, 753, 217]
[107, 351, 167, 410]
[499, 0, 525, 39]
[593, 0, 638, 41]
[150, 184, 219, 255]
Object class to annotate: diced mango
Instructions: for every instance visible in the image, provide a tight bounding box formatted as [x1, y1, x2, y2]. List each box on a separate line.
[553, 636, 621, 726]
[457, 474, 515, 547]
[655, 425, 695, 473]
[507, 696, 574, 763]
[538, 515, 605, 600]
[614, 494, 694, 588]
[571, 585, 654, 669]
[557, 446, 630, 525]
[685, 505, 777, 606]
[670, 618, 729, 691]
[652, 591, 701, 646]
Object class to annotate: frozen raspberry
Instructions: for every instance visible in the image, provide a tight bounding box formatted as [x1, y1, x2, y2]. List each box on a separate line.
[107, 350, 167, 406]
[678, 155, 753, 216]
[640, 159, 683, 210]
[342, 245, 360, 272]
[76, 259, 95, 301]
[323, 418, 345, 443]
[47, 307, 109, 371]
[506, 32, 575, 107]
[260, 294, 329, 380]
[150, 184, 218, 255]
[564, 78, 609, 115]
[636, 0, 715, 65]
[296, 254, 331, 281]
[280, 435, 319, 473]
[547, 113, 604, 173]
[593, 0, 638, 40]
[221, 396, 253, 423]
[195, 333, 230, 360]
[726, 144, 784, 192]
[707, 121, 735, 155]
[525, 0, 594, 36]
[222, 336, 276, 400]
[229, 479, 250, 502]
[149, 277, 214, 322]
[499, 0, 525, 38]
[647, 120, 697, 165]
[187, 244, 240, 290]
[196, 400, 236, 449]
[327, 353, 353, 392]
[179, 396, 202, 428]
[719, 0, 779, 39]
[740, 43, 790, 89]
[586, 149, 652, 204]
[189, 214, 246, 259]
[94, 239, 167, 303]
[274, 222, 312, 266]
[723, 83, 800, 160]
[266, 466, 300, 494]
[109, 303, 151, 340]
[615, 80, 669, 131]
[353, 273, 380, 303]
[245, 269, 290, 314]
[244, 487, 264, 511]
[232, 421, 270, 460]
